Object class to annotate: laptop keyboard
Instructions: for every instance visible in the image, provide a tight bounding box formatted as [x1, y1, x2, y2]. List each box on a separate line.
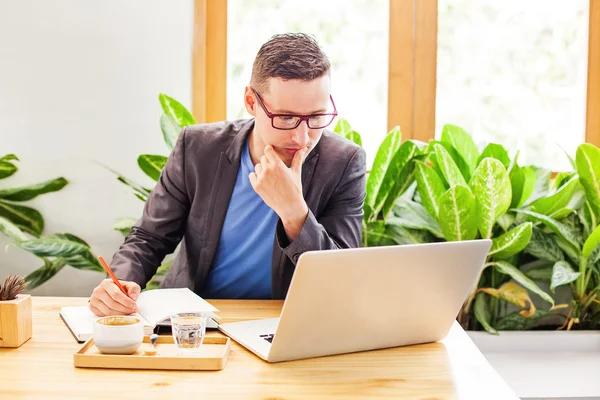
[259, 333, 274, 343]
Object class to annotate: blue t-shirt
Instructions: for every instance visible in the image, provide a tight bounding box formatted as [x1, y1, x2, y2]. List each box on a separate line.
[201, 140, 279, 299]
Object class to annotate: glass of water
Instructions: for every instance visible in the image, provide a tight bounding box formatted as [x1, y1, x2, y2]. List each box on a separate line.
[170, 312, 207, 356]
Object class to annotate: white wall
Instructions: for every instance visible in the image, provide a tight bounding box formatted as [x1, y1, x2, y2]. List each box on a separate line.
[0, 0, 193, 296]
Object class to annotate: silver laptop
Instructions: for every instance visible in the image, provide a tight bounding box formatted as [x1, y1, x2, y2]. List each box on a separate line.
[218, 239, 492, 363]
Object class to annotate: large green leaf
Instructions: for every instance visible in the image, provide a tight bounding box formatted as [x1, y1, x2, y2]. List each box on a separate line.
[0, 177, 68, 202]
[24, 258, 67, 290]
[0, 154, 18, 162]
[364, 221, 387, 247]
[113, 217, 137, 237]
[365, 127, 402, 210]
[525, 263, 554, 282]
[584, 201, 598, 236]
[101, 164, 151, 201]
[492, 260, 555, 305]
[381, 159, 417, 219]
[390, 198, 444, 238]
[496, 213, 516, 232]
[415, 161, 446, 220]
[514, 209, 580, 255]
[160, 114, 181, 151]
[550, 261, 580, 293]
[437, 185, 478, 241]
[477, 143, 511, 168]
[385, 223, 434, 245]
[582, 223, 600, 259]
[511, 165, 536, 208]
[0, 201, 44, 236]
[0, 160, 18, 179]
[0, 215, 29, 241]
[495, 310, 551, 330]
[373, 140, 420, 218]
[62, 252, 104, 272]
[554, 172, 575, 190]
[469, 158, 512, 239]
[556, 236, 582, 265]
[15, 236, 89, 258]
[47, 233, 91, 247]
[345, 130, 363, 147]
[138, 155, 168, 182]
[434, 144, 467, 187]
[158, 93, 196, 127]
[474, 292, 498, 334]
[440, 124, 479, 177]
[489, 222, 533, 259]
[333, 118, 352, 135]
[576, 143, 600, 218]
[549, 208, 576, 220]
[530, 175, 583, 216]
[522, 166, 552, 206]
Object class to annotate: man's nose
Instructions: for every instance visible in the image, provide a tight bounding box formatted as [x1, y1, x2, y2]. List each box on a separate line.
[291, 121, 310, 146]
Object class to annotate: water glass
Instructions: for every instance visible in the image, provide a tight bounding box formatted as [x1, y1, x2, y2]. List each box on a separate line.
[170, 312, 207, 356]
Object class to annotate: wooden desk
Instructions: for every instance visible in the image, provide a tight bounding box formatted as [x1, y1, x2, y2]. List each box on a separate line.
[0, 297, 519, 399]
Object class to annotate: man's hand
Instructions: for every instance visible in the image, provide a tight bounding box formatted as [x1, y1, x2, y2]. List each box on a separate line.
[249, 145, 309, 241]
[89, 279, 141, 316]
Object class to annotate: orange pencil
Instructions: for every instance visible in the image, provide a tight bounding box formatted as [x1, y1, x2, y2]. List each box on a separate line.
[98, 255, 130, 298]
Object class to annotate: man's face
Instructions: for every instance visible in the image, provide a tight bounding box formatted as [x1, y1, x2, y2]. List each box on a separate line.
[245, 76, 332, 166]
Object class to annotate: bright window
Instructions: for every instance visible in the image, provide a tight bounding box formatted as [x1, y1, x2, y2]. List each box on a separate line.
[436, 0, 589, 171]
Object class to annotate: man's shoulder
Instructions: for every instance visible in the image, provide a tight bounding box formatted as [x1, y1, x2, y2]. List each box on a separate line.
[180, 119, 252, 148]
[317, 130, 366, 166]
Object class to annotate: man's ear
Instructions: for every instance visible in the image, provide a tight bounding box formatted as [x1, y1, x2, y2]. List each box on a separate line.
[244, 86, 256, 116]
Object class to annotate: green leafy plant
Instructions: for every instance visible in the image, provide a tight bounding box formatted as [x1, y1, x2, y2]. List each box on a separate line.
[512, 143, 600, 330]
[0, 155, 102, 289]
[333, 118, 434, 248]
[337, 120, 591, 333]
[0, 154, 67, 236]
[394, 125, 563, 333]
[105, 94, 196, 289]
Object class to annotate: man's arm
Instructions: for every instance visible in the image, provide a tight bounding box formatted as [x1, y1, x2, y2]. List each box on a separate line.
[110, 128, 191, 288]
[276, 146, 367, 261]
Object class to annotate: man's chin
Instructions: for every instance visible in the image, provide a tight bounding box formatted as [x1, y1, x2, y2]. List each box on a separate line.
[274, 148, 294, 166]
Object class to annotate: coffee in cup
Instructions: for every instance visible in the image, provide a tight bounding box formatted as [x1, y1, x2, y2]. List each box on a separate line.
[93, 315, 143, 355]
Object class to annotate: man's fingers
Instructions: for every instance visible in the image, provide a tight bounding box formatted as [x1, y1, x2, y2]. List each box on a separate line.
[104, 282, 137, 310]
[291, 147, 307, 173]
[255, 163, 263, 176]
[124, 282, 140, 301]
[260, 154, 271, 167]
[89, 302, 109, 317]
[249, 172, 258, 189]
[97, 289, 135, 314]
[264, 145, 279, 164]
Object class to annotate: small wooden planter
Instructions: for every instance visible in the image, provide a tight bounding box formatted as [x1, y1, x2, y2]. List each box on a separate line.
[0, 294, 33, 348]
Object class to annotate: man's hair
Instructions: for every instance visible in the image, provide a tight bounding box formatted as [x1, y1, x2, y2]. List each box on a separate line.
[250, 33, 331, 94]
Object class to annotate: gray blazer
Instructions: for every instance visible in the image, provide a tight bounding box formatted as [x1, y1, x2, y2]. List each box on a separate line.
[110, 118, 367, 299]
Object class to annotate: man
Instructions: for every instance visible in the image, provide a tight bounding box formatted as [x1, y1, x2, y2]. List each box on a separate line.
[89, 33, 367, 317]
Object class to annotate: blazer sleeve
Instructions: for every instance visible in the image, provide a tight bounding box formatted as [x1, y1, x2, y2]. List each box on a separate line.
[110, 128, 191, 288]
[275, 146, 367, 264]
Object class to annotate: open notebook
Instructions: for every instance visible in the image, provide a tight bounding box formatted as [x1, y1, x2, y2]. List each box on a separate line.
[60, 288, 220, 342]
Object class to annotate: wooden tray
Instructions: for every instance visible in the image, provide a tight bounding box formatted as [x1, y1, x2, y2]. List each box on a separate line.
[74, 335, 230, 371]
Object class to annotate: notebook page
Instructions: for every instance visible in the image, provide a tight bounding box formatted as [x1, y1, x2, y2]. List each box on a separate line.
[136, 288, 219, 327]
[59, 306, 98, 341]
[59, 306, 151, 341]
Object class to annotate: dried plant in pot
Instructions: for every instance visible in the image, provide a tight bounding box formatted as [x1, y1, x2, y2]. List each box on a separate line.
[0, 274, 32, 348]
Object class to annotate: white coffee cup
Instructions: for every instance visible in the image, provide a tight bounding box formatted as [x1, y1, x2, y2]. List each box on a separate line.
[93, 315, 144, 355]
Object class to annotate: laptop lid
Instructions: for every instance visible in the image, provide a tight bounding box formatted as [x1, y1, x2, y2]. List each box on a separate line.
[267, 239, 492, 362]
